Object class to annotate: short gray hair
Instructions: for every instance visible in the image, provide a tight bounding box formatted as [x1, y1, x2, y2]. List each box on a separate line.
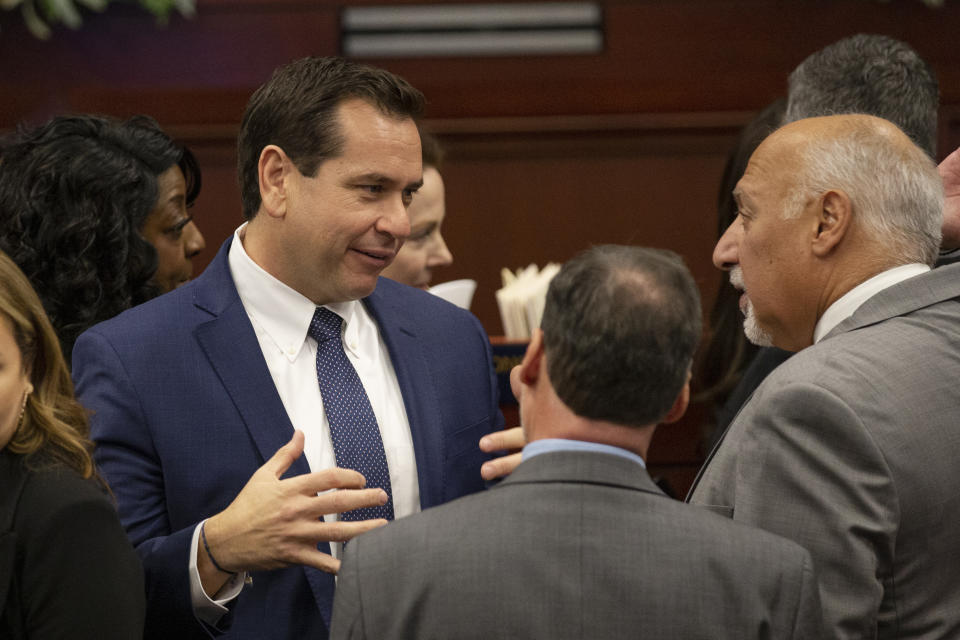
[785, 34, 939, 158]
[783, 118, 943, 266]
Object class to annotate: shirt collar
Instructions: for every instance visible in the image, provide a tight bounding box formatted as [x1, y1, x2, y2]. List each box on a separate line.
[522, 438, 647, 468]
[228, 225, 364, 361]
[813, 263, 930, 343]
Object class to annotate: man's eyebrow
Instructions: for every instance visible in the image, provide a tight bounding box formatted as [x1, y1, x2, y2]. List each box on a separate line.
[353, 172, 391, 184]
[732, 186, 744, 203]
[351, 173, 423, 190]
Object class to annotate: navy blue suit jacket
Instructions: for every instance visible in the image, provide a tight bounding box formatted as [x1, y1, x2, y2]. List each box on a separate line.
[72, 238, 502, 639]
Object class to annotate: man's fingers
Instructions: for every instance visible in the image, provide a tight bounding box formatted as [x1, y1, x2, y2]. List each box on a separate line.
[295, 549, 341, 575]
[307, 487, 388, 517]
[481, 452, 522, 481]
[288, 467, 368, 495]
[479, 426, 526, 453]
[286, 519, 387, 574]
[315, 517, 388, 544]
[263, 430, 306, 479]
[479, 427, 526, 479]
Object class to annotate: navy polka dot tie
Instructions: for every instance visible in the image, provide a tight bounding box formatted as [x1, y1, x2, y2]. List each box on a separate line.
[309, 307, 394, 521]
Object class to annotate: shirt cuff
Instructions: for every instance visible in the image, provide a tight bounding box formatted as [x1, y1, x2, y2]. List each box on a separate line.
[188, 520, 247, 626]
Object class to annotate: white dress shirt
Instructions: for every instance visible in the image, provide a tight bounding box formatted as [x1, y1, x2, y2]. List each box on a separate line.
[813, 263, 930, 343]
[190, 225, 419, 623]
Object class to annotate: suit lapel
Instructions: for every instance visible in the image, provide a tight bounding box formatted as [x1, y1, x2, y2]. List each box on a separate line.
[825, 263, 960, 340]
[686, 422, 732, 500]
[363, 282, 446, 509]
[690, 268, 960, 501]
[685, 385, 763, 500]
[190, 239, 335, 626]
[192, 240, 308, 477]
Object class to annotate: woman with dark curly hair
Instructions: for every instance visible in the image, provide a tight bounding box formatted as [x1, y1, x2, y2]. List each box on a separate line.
[0, 114, 206, 364]
[0, 249, 144, 639]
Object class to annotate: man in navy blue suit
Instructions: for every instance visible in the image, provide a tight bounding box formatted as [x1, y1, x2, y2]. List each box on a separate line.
[72, 57, 502, 639]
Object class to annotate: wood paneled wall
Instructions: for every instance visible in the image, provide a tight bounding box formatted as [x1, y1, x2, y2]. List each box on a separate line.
[2, 0, 960, 494]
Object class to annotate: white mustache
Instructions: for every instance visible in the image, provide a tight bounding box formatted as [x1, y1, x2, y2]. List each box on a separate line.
[729, 266, 745, 291]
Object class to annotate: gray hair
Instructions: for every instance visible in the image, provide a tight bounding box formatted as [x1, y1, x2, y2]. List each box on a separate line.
[783, 118, 943, 266]
[785, 34, 939, 158]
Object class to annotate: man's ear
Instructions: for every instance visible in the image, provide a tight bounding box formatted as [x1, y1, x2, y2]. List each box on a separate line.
[509, 329, 544, 410]
[662, 378, 690, 425]
[811, 189, 852, 257]
[518, 329, 545, 386]
[258, 145, 291, 219]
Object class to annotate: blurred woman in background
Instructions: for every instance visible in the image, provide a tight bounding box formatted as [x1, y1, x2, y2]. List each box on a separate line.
[0, 114, 206, 363]
[382, 131, 453, 289]
[0, 249, 144, 639]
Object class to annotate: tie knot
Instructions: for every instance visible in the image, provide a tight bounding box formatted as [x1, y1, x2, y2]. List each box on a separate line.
[309, 307, 342, 343]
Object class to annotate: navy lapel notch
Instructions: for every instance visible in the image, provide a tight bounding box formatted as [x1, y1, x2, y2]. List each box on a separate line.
[190, 238, 242, 318]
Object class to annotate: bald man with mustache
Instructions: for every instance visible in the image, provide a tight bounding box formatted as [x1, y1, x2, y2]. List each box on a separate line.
[688, 114, 960, 639]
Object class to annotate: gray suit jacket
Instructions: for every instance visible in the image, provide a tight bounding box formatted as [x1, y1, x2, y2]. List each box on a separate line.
[688, 263, 960, 639]
[331, 450, 823, 639]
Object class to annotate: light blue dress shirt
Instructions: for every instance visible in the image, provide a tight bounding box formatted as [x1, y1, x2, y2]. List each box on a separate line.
[522, 438, 646, 468]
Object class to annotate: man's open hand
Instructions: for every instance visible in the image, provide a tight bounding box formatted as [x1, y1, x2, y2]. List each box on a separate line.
[198, 431, 388, 594]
